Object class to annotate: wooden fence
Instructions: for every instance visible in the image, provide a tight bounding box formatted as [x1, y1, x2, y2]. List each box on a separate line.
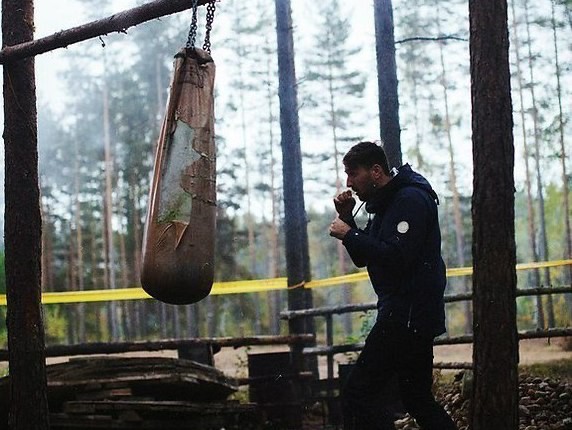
[280, 285, 572, 382]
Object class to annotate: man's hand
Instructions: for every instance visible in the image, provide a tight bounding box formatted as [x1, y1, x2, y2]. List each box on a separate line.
[334, 190, 356, 218]
[329, 217, 351, 240]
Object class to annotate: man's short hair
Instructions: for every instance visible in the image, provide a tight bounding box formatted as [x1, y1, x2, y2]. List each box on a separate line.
[343, 141, 390, 174]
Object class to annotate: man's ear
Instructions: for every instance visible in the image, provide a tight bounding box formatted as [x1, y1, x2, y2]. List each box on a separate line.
[370, 164, 383, 180]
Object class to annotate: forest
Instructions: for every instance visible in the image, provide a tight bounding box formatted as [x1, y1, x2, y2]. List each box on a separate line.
[0, 0, 570, 348]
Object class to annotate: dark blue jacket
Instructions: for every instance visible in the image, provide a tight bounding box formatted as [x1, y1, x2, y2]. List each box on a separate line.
[342, 164, 447, 338]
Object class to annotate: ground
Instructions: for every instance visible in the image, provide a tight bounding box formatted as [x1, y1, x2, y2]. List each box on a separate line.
[17, 336, 570, 430]
[205, 337, 571, 380]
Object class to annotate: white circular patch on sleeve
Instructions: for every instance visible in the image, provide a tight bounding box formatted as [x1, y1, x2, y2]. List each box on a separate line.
[397, 221, 409, 234]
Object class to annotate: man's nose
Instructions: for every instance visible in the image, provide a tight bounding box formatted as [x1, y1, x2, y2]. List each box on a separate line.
[346, 177, 352, 187]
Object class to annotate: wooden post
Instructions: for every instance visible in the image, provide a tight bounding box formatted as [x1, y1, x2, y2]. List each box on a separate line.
[2, 0, 50, 427]
[325, 314, 334, 382]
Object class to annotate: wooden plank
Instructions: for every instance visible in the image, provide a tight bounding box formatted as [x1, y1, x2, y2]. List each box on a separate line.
[54, 400, 263, 430]
[42, 357, 238, 404]
[50, 413, 114, 429]
[75, 388, 133, 401]
[63, 400, 257, 414]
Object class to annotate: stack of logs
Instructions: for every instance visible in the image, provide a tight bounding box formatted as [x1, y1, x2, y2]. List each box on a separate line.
[0, 356, 264, 429]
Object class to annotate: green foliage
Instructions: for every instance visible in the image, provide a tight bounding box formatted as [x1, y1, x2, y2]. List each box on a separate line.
[0, 253, 6, 347]
[44, 306, 69, 344]
[0, 252, 5, 295]
[344, 311, 375, 344]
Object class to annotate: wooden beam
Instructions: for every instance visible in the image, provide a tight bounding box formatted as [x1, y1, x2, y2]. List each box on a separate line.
[279, 285, 572, 319]
[0, 334, 315, 362]
[300, 328, 572, 356]
[0, 0, 212, 63]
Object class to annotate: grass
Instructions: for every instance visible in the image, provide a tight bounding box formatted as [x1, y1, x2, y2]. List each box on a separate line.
[519, 358, 572, 381]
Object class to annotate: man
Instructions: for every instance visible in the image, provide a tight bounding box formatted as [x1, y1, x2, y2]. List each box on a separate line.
[329, 141, 457, 430]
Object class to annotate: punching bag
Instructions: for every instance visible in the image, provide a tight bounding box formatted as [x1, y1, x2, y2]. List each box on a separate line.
[141, 47, 216, 305]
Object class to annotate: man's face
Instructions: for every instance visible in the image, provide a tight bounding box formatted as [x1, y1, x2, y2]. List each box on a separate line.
[344, 164, 375, 201]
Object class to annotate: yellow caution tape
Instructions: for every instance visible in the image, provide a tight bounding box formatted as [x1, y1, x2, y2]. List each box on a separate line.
[0, 259, 569, 305]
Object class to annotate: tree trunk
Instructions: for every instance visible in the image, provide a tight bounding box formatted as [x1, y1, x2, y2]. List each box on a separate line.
[160, 303, 169, 338]
[469, 1, 519, 429]
[551, 0, 572, 313]
[275, 0, 314, 326]
[102, 76, 121, 341]
[118, 224, 132, 339]
[186, 304, 200, 338]
[523, 0, 554, 327]
[374, 0, 401, 167]
[41, 199, 55, 292]
[274, 0, 316, 374]
[207, 296, 217, 337]
[89, 218, 105, 341]
[327, 54, 352, 335]
[74, 138, 87, 342]
[2, 0, 50, 427]
[509, 0, 544, 329]
[265, 62, 282, 335]
[67, 216, 78, 344]
[436, 8, 471, 333]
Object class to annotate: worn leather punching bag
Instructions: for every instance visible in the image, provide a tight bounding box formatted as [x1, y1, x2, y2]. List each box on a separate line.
[141, 47, 216, 305]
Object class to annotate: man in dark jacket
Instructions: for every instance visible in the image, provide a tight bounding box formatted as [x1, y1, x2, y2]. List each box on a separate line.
[329, 141, 456, 430]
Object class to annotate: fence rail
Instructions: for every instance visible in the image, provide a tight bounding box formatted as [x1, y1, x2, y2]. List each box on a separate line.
[280, 284, 572, 381]
[280, 285, 572, 320]
[0, 334, 314, 362]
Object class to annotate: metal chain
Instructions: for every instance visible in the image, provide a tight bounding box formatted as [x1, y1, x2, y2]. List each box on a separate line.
[185, 0, 200, 49]
[202, 0, 216, 54]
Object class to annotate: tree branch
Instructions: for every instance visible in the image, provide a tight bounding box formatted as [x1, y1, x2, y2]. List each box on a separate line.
[395, 35, 468, 44]
[0, 0, 213, 63]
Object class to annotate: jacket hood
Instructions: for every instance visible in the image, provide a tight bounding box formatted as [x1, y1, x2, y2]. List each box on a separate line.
[365, 164, 439, 213]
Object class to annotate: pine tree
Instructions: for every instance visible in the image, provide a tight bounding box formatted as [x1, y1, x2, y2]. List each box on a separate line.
[302, 0, 366, 334]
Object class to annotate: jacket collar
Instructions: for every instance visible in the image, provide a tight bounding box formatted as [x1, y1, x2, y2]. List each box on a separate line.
[365, 164, 438, 214]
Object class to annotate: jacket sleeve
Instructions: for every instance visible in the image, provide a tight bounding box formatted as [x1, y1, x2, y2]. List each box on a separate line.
[342, 188, 434, 272]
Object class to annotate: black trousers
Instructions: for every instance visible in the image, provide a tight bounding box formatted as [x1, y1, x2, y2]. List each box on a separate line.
[341, 321, 457, 430]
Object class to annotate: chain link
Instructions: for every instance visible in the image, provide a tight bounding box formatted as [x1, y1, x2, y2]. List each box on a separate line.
[185, 0, 200, 50]
[202, 0, 216, 54]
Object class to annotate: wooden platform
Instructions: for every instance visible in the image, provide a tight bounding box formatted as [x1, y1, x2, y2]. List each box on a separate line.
[45, 356, 238, 405]
[0, 356, 264, 429]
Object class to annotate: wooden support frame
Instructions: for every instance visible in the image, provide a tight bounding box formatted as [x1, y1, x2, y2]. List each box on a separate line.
[0, 0, 212, 63]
